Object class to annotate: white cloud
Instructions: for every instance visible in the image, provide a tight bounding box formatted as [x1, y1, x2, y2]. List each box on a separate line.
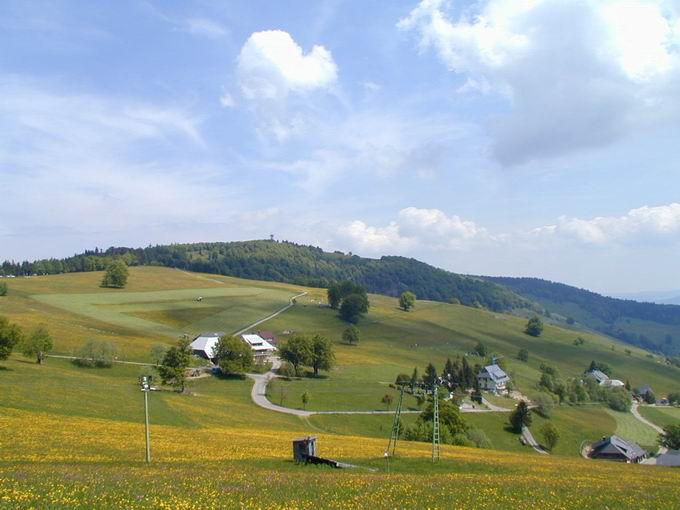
[185, 18, 228, 39]
[219, 91, 235, 108]
[534, 203, 680, 244]
[237, 30, 338, 100]
[338, 207, 488, 253]
[399, 0, 680, 165]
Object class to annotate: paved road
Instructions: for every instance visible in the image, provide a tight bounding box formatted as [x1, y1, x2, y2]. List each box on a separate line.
[631, 402, 667, 457]
[234, 292, 307, 336]
[522, 425, 549, 455]
[481, 397, 511, 412]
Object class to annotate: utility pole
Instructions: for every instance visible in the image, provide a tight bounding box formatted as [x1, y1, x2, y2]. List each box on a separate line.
[386, 385, 405, 457]
[432, 385, 441, 463]
[140, 375, 152, 463]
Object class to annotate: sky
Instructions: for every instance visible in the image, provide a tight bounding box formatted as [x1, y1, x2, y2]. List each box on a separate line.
[1, 0, 680, 294]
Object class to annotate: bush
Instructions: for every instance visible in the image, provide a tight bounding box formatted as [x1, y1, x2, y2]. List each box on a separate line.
[534, 392, 555, 418]
[277, 361, 297, 378]
[607, 389, 632, 412]
[517, 348, 529, 362]
[541, 422, 560, 450]
[525, 316, 544, 337]
[73, 340, 116, 368]
[466, 427, 492, 448]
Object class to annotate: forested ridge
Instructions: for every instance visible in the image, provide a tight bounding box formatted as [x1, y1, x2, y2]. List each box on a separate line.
[487, 276, 680, 354]
[2, 240, 526, 312]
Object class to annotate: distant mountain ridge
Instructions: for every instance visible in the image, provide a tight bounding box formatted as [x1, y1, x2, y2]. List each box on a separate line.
[486, 276, 680, 354]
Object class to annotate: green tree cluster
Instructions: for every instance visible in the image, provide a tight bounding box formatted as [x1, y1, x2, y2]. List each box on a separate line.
[279, 334, 335, 377]
[328, 281, 369, 323]
[541, 422, 560, 450]
[214, 335, 253, 375]
[101, 260, 129, 288]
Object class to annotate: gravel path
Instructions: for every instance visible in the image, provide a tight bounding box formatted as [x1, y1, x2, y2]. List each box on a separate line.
[631, 402, 667, 457]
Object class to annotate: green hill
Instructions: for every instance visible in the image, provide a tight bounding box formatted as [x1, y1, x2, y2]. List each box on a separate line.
[5, 240, 680, 356]
[487, 276, 680, 355]
[2, 240, 527, 311]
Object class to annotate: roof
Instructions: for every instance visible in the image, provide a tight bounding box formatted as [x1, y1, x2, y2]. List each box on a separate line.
[603, 379, 625, 387]
[585, 370, 609, 383]
[190, 333, 224, 358]
[241, 334, 275, 352]
[656, 450, 680, 467]
[636, 385, 653, 395]
[479, 364, 509, 383]
[591, 435, 646, 461]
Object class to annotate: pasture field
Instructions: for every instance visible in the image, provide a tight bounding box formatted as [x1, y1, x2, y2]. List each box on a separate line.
[639, 406, 680, 429]
[2, 267, 680, 508]
[605, 409, 660, 451]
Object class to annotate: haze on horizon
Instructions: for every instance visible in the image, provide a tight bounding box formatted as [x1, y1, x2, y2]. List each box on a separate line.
[2, 0, 680, 295]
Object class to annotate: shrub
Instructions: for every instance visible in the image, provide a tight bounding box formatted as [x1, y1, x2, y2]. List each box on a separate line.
[466, 427, 492, 448]
[517, 348, 529, 362]
[277, 361, 296, 378]
[525, 316, 544, 337]
[534, 392, 555, 418]
[607, 389, 632, 412]
[73, 340, 116, 368]
[541, 422, 560, 451]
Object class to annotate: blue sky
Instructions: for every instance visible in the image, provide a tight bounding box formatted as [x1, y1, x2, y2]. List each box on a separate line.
[2, 0, 680, 294]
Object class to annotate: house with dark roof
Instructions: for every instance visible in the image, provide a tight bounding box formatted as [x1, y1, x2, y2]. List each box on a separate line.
[585, 369, 609, 385]
[589, 435, 647, 463]
[635, 385, 653, 398]
[477, 365, 510, 393]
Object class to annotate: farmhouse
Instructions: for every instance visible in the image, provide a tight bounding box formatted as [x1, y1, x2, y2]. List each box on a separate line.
[477, 364, 510, 393]
[189, 332, 224, 361]
[585, 369, 609, 385]
[589, 435, 647, 463]
[241, 333, 276, 358]
[602, 379, 625, 389]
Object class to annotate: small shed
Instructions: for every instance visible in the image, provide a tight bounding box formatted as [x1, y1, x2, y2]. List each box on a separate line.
[293, 436, 317, 463]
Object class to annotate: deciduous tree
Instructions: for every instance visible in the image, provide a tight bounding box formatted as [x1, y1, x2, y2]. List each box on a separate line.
[158, 339, 191, 392]
[509, 401, 532, 433]
[0, 316, 23, 361]
[525, 316, 544, 337]
[541, 422, 560, 450]
[310, 335, 334, 376]
[342, 326, 360, 345]
[399, 291, 416, 311]
[21, 325, 53, 364]
[660, 424, 680, 450]
[214, 335, 253, 375]
[101, 260, 129, 288]
[279, 335, 312, 376]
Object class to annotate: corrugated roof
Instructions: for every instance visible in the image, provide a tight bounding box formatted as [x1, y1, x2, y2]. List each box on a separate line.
[480, 364, 509, 383]
[591, 435, 646, 460]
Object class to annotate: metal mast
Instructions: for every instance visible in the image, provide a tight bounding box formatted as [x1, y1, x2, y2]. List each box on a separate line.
[386, 386, 405, 457]
[432, 384, 441, 462]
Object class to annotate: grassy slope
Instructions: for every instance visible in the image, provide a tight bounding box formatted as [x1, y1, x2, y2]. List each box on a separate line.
[638, 406, 680, 428]
[1, 267, 302, 359]
[2, 268, 680, 508]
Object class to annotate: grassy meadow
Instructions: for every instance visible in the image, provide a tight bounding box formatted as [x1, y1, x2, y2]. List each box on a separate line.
[1, 267, 680, 508]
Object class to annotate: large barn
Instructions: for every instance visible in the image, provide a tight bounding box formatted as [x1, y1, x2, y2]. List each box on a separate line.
[589, 436, 647, 463]
[189, 332, 224, 361]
